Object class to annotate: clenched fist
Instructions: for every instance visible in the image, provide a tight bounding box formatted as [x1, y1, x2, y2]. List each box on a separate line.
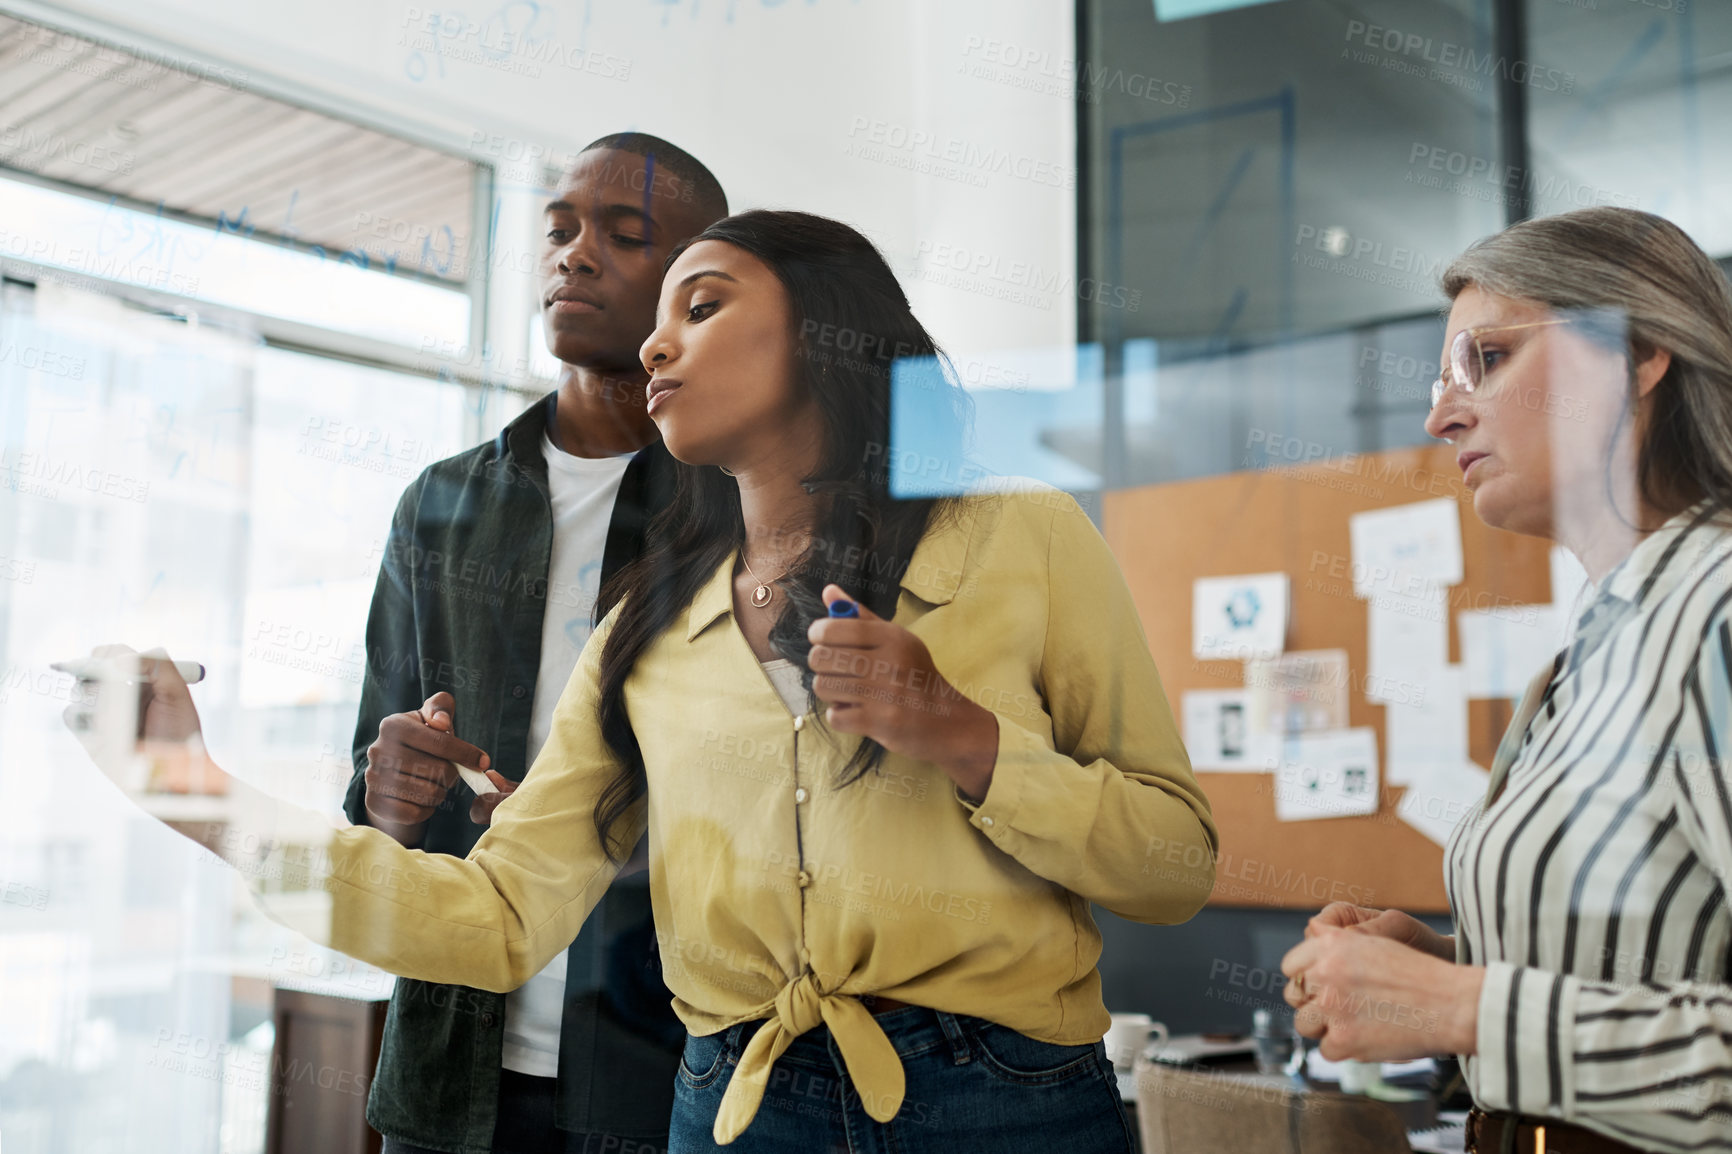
[806, 584, 1000, 801]
[363, 691, 492, 846]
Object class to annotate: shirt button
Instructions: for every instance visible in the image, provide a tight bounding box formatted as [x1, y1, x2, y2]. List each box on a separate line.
[981, 816, 995, 828]
[481, 1012, 498, 1028]
[511, 685, 527, 699]
[797, 870, 812, 888]
[793, 715, 806, 732]
[794, 787, 809, 804]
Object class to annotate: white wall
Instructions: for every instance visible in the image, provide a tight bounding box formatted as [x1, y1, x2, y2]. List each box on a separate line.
[33, 0, 1078, 362]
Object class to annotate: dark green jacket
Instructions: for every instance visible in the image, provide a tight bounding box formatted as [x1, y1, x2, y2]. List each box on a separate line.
[343, 394, 681, 1154]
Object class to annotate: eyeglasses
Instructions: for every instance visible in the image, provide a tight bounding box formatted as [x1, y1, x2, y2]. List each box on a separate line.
[1429, 319, 1571, 410]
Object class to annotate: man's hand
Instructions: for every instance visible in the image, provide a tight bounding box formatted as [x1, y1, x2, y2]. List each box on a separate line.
[363, 691, 491, 847]
[807, 585, 999, 801]
[1307, 902, 1456, 961]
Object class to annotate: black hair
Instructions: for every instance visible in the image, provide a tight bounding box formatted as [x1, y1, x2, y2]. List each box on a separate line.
[587, 209, 969, 859]
[580, 132, 728, 223]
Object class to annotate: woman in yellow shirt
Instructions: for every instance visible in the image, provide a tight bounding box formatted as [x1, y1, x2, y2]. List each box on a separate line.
[71, 210, 1217, 1153]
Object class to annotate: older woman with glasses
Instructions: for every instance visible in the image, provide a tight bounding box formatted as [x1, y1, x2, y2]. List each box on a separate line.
[1283, 208, 1732, 1154]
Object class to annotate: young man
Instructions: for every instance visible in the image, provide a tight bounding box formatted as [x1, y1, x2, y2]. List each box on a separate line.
[344, 133, 727, 1154]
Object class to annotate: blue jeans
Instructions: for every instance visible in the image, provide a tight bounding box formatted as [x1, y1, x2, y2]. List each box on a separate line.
[669, 1007, 1135, 1154]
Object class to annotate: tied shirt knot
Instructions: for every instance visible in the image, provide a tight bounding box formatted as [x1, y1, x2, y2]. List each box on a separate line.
[712, 970, 905, 1144]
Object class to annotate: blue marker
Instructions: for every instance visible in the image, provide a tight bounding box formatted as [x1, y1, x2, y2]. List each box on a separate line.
[827, 598, 859, 618]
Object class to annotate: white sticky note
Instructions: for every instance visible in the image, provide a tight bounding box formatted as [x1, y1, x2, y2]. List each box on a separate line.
[1383, 666, 1468, 787]
[1182, 689, 1280, 772]
[1396, 761, 1491, 846]
[1365, 587, 1448, 703]
[1273, 728, 1380, 822]
[453, 762, 498, 795]
[1245, 649, 1350, 737]
[1459, 605, 1563, 698]
[1193, 573, 1289, 660]
[1349, 499, 1463, 597]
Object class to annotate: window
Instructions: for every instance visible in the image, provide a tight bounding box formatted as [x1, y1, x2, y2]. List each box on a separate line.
[0, 14, 539, 1152]
[1074, 0, 1732, 489]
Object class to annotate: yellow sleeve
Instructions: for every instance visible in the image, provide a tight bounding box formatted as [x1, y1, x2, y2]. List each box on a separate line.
[262, 613, 636, 992]
[960, 494, 1218, 923]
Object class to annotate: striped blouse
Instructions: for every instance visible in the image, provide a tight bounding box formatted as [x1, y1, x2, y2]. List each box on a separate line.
[1445, 503, 1732, 1152]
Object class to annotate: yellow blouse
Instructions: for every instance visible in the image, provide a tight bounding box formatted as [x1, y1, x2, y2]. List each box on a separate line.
[265, 487, 1217, 1145]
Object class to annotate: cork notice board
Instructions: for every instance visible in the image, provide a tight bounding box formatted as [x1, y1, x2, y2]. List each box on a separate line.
[1102, 444, 1552, 913]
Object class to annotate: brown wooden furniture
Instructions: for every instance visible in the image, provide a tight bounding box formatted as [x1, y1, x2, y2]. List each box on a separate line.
[264, 988, 388, 1154]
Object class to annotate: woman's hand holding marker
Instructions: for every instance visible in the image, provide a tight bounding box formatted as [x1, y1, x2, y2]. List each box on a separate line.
[807, 584, 1000, 802]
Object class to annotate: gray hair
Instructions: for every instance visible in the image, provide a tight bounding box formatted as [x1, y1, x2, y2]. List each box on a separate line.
[1441, 207, 1732, 516]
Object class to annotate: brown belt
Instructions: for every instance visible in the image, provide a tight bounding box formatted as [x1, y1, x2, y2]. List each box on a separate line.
[861, 994, 912, 1016]
[1467, 1108, 1646, 1154]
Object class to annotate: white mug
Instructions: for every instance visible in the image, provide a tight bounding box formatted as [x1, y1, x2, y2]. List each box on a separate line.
[1103, 1012, 1170, 1070]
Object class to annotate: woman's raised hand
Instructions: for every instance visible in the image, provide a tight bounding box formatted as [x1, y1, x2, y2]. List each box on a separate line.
[62, 646, 332, 893]
[806, 585, 1000, 802]
[1281, 926, 1483, 1062]
[1307, 902, 1456, 961]
[62, 644, 225, 796]
[1282, 902, 1473, 1063]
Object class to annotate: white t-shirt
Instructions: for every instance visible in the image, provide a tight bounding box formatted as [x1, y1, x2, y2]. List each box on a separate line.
[761, 658, 807, 717]
[500, 433, 633, 1078]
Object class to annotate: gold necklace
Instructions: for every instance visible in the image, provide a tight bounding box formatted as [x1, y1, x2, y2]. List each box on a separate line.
[739, 550, 800, 608]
